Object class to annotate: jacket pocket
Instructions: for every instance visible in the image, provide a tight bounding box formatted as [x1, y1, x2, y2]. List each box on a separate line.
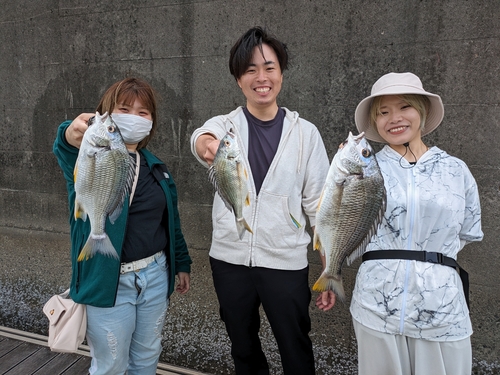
[254, 191, 301, 249]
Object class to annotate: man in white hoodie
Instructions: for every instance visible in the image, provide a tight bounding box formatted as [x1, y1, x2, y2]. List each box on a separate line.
[191, 27, 335, 375]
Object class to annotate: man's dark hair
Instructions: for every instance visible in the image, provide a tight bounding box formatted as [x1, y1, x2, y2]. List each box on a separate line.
[229, 26, 289, 80]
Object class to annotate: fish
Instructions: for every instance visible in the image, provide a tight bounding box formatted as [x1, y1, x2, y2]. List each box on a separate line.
[208, 129, 253, 240]
[74, 112, 134, 261]
[312, 131, 386, 301]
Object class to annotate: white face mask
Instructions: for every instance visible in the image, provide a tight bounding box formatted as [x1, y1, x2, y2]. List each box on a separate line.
[112, 113, 153, 144]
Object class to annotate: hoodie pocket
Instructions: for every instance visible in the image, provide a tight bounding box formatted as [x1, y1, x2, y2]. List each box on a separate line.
[254, 191, 301, 249]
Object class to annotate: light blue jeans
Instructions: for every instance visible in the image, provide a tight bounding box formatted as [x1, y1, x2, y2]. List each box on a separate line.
[86, 252, 169, 375]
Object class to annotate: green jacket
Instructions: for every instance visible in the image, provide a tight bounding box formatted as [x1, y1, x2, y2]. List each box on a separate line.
[53, 121, 192, 307]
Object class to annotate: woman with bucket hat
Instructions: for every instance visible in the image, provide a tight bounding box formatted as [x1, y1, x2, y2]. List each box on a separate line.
[350, 72, 483, 375]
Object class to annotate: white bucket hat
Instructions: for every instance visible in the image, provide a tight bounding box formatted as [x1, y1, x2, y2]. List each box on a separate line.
[354, 72, 444, 143]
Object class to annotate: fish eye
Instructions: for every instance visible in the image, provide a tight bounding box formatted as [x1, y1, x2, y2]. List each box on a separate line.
[224, 140, 231, 147]
[107, 125, 116, 133]
[361, 149, 371, 157]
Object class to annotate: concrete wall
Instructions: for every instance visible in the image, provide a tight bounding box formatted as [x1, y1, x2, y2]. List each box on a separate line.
[0, 1, 499, 373]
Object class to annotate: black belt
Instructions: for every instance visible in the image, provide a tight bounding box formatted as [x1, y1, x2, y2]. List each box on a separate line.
[362, 250, 469, 308]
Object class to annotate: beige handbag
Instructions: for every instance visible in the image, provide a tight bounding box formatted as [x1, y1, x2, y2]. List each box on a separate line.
[43, 288, 87, 353]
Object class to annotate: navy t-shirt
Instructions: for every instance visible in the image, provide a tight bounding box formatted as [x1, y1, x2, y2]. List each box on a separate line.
[243, 107, 284, 195]
[121, 153, 168, 263]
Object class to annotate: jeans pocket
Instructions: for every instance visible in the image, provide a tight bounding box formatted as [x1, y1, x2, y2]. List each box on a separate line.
[155, 252, 168, 273]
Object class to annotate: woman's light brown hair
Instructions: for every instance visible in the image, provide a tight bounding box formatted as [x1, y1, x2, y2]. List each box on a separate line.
[96, 77, 158, 150]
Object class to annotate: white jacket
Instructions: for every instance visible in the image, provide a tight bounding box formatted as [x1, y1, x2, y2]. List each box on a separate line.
[190, 107, 329, 270]
[350, 145, 483, 341]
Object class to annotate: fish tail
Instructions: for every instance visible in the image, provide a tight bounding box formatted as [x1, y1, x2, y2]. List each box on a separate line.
[312, 273, 346, 302]
[236, 217, 253, 240]
[77, 233, 119, 262]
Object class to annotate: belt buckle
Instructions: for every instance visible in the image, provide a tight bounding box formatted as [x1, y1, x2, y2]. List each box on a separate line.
[424, 251, 443, 264]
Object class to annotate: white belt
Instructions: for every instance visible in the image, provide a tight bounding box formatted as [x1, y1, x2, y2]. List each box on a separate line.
[120, 251, 163, 274]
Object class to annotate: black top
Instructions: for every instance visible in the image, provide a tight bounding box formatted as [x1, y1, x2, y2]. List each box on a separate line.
[121, 153, 168, 263]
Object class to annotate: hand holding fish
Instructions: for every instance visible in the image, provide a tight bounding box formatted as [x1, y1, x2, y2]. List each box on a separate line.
[65, 112, 95, 148]
[315, 290, 336, 311]
[196, 133, 220, 166]
[208, 129, 253, 240]
[315, 248, 337, 310]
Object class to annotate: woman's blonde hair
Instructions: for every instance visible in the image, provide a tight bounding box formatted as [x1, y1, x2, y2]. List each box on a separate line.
[97, 77, 158, 150]
[369, 94, 430, 132]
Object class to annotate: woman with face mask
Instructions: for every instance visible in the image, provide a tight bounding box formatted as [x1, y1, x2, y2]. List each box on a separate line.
[53, 77, 192, 375]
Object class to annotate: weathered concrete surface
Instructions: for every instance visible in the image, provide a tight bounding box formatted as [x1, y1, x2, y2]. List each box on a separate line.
[0, 0, 499, 373]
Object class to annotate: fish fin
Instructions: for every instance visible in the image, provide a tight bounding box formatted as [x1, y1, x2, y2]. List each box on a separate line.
[346, 189, 387, 266]
[126, 153, 137, 195]
[108, 204, 124, 225]
[346, 241, 367, 266]
[312, 273, 346, 303]
[316, 189, 325, 210]
[236, 217, 253, 240]
[236, 161, 250, 185]
[238, 164, 251, 208]
[77, 233, 119, 262]
[107, 153, 135, 224]
[73, 162, 78, 183]
[208, 163, 225, 195]
[313, 231, 324, 255]
[208, 164, 217, 188]
[74, 200, 87, 221]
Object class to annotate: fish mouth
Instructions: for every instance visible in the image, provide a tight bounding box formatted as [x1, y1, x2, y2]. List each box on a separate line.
[227, 128, 236, 139]
[352, 132, 365, 140]
[340, 132, 365, 149]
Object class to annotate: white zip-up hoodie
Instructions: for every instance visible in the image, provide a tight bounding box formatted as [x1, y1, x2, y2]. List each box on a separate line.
[191, 107, 329, 270]
[350, 145, 483, 341]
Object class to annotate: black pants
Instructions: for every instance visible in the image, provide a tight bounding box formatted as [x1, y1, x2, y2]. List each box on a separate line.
[210, 257, 316, 375]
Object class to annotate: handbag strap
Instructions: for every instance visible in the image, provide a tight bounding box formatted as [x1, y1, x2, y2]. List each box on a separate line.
[362, 250, 469, 308]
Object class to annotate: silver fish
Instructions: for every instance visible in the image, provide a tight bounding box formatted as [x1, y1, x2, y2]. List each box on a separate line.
[74, 112, 134, 261]
[313, 131, 386, 301]
[208, 129, 253, 240]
